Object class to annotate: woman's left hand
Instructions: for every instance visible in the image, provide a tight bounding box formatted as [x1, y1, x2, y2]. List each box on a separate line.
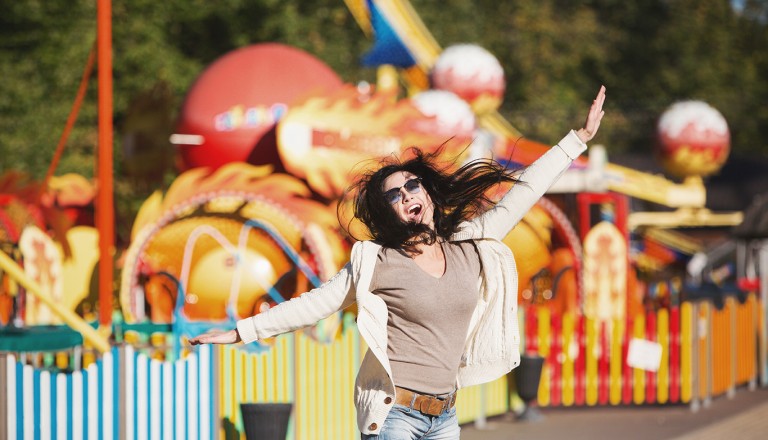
[576, 85, 606, 144]
[189, 328, 241, 345]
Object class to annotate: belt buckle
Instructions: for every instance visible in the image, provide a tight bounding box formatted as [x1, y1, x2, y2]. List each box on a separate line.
[418, 395, 451, 416]
[442, 392, 455, 414]
[420, 397, 441, 416]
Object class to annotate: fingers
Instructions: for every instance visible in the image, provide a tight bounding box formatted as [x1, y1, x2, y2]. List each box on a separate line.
[596, 85, 606, 113]
[591, 87, 606, 117]
[592, 86, 606, 118]
[188, 329, 240, 345]
[579, 86, 607, 143]
[592, 110, 604, 134]
[188, 336, 206, 345]
[188, 333, 221, 345]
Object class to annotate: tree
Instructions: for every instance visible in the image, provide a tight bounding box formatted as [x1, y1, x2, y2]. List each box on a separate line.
[1, 0, 766, 245]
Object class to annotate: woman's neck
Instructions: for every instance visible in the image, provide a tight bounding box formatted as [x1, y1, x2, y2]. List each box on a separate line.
[403, 236, 442, 257]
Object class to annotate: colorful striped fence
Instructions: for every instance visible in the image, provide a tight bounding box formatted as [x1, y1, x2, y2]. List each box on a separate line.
[123, 344, 217, 440]
[1, 344, 217, 440]
[523, 295, 763, 408]
[215, 314, 511, 438]
[1, 318, 512, 440]
[1, 347, 119, 439]
[2, 296, 764, 439]
[216, 315, 363, 440]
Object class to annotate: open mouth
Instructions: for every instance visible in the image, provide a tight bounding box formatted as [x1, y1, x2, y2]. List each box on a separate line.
[407, 204, 422, 221]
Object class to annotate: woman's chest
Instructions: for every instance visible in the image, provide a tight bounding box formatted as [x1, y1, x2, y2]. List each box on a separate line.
[369, 242, 481, 321]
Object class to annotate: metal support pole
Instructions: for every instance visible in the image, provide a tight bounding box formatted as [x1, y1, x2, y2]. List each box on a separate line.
[750, 292, 758, 391]
[475, 383, 487, 429]
[118, 345, 127, 440]
[690, 302, 700, 413]
[96, 0, 114, 329]
[703, 301, 712, 408]
[0, 353, 7, 440]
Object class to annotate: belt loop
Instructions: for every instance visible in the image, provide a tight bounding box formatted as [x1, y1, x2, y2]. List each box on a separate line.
[409, 391, 417, 410]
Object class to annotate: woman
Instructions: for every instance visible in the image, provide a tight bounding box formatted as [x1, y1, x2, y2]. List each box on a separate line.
[191, 86, 606, 439]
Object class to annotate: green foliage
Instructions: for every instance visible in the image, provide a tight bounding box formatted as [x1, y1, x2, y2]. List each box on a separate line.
[0, 0, 96, 178]
[1, 0, 767, 244]
[413, 0, 768, 155]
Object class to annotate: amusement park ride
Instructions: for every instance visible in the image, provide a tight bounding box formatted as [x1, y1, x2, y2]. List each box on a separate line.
[0, 0, 766, 439]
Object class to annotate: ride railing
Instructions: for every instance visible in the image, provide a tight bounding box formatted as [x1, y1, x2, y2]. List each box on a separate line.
[1, 296, 763, 439]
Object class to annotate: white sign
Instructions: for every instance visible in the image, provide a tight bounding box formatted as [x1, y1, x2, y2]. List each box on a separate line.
[627, 338, 663, 372]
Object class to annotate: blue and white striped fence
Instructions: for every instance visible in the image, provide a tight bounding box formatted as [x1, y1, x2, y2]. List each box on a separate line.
[122, 344, 218, 440]
[1, 348, 118, 439]
[0, 345, 217, 440]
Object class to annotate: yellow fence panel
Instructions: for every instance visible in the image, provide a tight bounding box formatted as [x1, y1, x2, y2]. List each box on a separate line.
[632, 315, 645, 405]
[609, 318, 623, 405]
[562, 312, 576, 407]
[657, 309, 669, 404]
[537, 307, 551, 406]
[585, 316, 598, 406]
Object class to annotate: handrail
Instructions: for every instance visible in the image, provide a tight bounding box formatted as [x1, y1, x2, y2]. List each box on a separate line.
[0, 250, 111, 353]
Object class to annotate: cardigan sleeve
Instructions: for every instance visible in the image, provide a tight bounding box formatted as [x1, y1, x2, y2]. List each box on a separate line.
[462, 130, 587, 241]
[236, 261, 355, 344]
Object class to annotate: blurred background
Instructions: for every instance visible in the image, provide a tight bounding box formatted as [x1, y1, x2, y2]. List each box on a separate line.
[1, 1, 768, 439]
[1, 0, 766, 244]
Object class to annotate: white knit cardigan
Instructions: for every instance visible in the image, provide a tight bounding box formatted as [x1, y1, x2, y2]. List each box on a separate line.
[237, 130, 587, 434]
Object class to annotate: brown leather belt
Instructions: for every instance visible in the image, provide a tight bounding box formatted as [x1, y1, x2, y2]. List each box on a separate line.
[395, 386, 457, 416]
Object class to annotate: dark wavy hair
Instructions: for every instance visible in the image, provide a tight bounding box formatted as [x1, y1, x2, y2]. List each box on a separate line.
[343, 147, 523, 250]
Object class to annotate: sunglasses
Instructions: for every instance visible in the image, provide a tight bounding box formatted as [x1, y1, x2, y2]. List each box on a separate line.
[383, 178, 422, 204]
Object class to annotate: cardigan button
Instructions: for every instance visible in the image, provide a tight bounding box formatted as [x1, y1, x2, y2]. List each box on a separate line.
[384, 396, 392, 404]
[369, 423, 378, 431]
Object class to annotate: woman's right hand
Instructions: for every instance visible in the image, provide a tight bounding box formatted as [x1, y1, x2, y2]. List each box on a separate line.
[188, 328, 242, 345]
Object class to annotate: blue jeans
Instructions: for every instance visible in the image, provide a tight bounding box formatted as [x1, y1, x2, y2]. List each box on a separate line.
[361, 404, 460, 440]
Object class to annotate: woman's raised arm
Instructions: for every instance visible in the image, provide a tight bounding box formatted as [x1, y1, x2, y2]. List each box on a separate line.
[459, 86, 606, 241]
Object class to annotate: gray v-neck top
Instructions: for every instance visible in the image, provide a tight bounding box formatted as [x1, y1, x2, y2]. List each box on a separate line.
[369, 241, 481, 394]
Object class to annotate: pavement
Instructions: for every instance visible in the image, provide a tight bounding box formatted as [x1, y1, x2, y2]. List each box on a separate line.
[460, 386, 768, 440]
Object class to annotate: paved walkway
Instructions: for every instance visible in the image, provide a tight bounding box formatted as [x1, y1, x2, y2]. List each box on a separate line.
[460, 387, 768, 440]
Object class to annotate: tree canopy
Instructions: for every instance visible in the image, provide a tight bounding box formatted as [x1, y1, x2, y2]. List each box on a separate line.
[1, 0, 766, 242]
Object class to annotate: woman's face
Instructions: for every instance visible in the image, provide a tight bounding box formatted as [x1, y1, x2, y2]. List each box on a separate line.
[382, 171, 435, 229]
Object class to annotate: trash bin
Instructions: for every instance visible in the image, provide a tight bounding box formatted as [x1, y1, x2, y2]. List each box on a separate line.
[515, 354, 544, 401]
[514, 354, 545, 421]
[240, 403, 293, 440]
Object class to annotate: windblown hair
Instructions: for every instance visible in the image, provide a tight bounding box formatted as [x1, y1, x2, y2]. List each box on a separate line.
[344, 147, 523, 251]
